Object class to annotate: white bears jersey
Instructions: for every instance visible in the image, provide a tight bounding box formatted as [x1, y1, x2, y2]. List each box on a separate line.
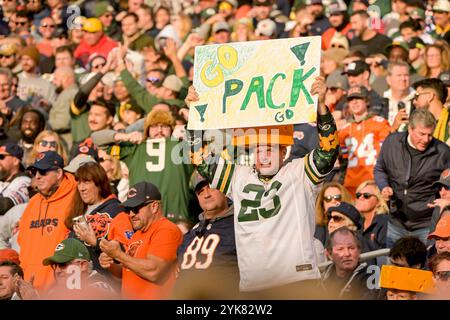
[210, 153, 326, 291]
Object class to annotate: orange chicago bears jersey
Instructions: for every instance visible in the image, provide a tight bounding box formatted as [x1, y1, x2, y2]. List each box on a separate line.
[338, 116, 391, 195]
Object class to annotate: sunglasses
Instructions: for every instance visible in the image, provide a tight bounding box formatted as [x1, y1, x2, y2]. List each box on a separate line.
[0, 154, 12, 160]
[146, 77, 162, 86]
[39, 140, 58, 148]
[15, 21, 28, 26]
[328, 214, 345, 223]
[28, 167, 58, 177]
[324, 194, 342, 203]
[435, 271, 450, 281]
[50, 262, 69, 270]
[412, 92, 432, 100]
[356, 192, 375, 199]
[128, 201, 158, 214]
[0, 54, 13, 58]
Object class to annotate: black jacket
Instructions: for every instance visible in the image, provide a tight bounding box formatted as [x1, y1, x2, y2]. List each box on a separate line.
[321, 263, 378, 299]
[362, 214, 388, 249]
[374, 132, 450, 231]
[69, 196, 128, 275]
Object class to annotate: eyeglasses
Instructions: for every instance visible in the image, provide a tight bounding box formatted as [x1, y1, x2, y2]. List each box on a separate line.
[328, 214, 345, 223]
[356, 192, 375, 199]
[150, 124, 171, 130]
[435, 271, 450, 281]
[15, 21, 28, 26]
[324, 194, 342, 203]
[39, 140, 58, 148]
[28, 167, 58, 177]
[413, 91, 432, 100]
[0, 154, 12, 160]
[41, 24, 56, 29]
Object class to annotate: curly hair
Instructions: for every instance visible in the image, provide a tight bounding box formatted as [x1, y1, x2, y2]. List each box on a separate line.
[143, 109, 175, 139]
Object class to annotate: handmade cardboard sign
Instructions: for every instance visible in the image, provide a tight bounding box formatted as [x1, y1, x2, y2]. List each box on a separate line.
[188, 36, 321, 129]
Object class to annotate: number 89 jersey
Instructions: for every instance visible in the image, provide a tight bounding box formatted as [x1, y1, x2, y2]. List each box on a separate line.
[177, 208, 238, 273]
[175, 208, 240, 296]
[338, 116, 391, 194]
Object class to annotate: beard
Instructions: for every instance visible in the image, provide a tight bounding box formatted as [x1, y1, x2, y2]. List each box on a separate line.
[0, 169, 8, 180]
[21, 130, 38, 143]
[55, 86, 63, 94]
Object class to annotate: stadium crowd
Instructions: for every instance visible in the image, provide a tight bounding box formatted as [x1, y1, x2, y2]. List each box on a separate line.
[0, 0, 450, 300]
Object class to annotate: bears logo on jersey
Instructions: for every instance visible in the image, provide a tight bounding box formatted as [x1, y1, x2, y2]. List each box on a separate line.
[127, 240, 143, 257]
[87, 212, 112, 239]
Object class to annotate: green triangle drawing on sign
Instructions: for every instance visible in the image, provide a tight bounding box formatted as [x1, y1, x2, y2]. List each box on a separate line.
[194, 104, 208, 122]
[290, 42, 310, 66]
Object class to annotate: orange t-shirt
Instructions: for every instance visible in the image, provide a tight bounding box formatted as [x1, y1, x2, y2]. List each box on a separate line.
[121, 218, 182, 300]
[338, 116, 391, 195]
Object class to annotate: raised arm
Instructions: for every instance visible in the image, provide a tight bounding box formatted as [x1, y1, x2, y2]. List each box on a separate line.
[70, 72, 104, 116]
[306, 77, 339, 184]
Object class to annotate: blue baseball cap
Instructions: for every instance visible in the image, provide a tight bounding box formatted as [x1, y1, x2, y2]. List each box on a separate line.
[0, 142, 24, 161]
[28, 151, 64, 171]
[327, 202, 362, 230]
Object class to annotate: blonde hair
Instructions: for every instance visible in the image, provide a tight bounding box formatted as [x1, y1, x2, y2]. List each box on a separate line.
[355, 180, 388, 215]
[315, 182, 353, 226]
[419, 43, 450, 78]
[26, 130, 68, 167]
[175, 13, 193, 41]
[105, 155, 122, 181]
[230, 18, 255, 42]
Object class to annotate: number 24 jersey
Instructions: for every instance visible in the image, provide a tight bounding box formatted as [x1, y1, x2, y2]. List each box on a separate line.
[338, 116, 391, 193]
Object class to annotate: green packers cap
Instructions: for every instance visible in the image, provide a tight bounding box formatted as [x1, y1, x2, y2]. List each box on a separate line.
[43, 238, 90, 265]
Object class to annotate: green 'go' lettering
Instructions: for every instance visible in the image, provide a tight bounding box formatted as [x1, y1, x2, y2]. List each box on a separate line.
[238, 181, 283, 222]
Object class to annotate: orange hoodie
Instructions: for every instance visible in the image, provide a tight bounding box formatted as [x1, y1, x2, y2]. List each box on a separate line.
[18, 173, 77, 292]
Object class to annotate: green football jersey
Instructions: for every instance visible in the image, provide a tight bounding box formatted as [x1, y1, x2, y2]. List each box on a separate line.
[120, 137, 195, 222]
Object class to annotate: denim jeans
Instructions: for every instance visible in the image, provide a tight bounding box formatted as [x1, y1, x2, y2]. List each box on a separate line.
[386, 221, 430, 248]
